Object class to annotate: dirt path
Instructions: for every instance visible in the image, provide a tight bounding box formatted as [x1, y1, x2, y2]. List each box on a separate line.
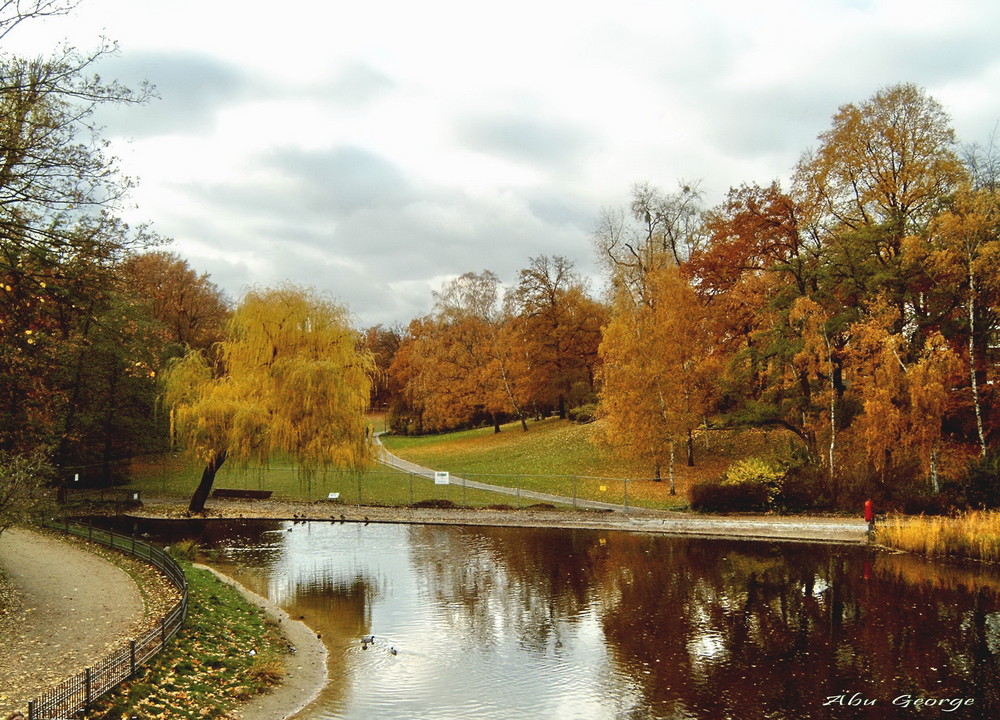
[0, 528, 145, 715]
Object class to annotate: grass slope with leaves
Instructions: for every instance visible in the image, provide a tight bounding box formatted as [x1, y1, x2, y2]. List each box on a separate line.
[93, 557, 289, 720]
[382, 417, 794, 510]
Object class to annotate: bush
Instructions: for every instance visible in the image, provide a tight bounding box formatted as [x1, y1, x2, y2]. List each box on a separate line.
[567, 403, 597, 423]
[691, 457, 793, 513]
[959, 452, 1000, 509]
[690, 480, 769, 512]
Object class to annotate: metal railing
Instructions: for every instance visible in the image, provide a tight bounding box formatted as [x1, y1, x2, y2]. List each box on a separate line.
[25, 521, 188, 720]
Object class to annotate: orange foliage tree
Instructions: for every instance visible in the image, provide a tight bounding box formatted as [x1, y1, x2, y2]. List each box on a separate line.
[598, 266, 718, 492]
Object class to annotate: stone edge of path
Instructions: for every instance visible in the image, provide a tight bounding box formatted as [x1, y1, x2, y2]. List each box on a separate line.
[193, 564, 328, 720]
[136, 499, 869, 545]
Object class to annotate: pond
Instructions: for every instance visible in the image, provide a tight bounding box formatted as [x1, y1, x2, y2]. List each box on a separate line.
[111, 518, 1000, 719]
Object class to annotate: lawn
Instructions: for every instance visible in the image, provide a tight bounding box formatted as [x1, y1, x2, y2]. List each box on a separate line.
[384, 417, 722, 510]
[125, 417, 791, 512]
[126, 452, 560, 509]
[93, 560, 289, 720]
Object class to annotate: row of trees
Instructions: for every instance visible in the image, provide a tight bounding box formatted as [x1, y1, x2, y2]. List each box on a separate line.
[376, 83, 1000, 508]
[382, 256, 605, 434]
[594, 84, 1000, 506]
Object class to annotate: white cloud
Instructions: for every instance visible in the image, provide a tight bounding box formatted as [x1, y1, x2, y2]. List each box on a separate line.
[6, 0, 1000, 325]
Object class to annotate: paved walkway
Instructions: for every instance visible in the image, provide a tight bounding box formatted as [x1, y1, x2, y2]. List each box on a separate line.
[374, 436, 868, 543]
[0, 528, 145, 714]
[375, 434, 642, 512]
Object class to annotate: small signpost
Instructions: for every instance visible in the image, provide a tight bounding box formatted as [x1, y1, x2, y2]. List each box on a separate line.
[434, 471, 450, 485]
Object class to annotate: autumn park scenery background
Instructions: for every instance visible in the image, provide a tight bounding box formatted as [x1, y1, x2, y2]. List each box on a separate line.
[3, 49, 1000, 528]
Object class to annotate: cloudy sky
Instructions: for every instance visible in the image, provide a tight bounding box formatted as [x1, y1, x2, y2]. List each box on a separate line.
[7, 0, 1000, 326]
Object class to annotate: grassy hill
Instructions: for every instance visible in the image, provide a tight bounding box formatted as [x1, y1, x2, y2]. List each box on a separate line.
[382, 417, 795, 510]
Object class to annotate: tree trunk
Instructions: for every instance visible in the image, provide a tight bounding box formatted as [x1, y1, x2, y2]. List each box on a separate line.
[189, 450, 228, 513]
[557, 394, 566, 420]
[520, 416, 528, 432]
[653, 462, 661, 482]
[669, 441, 676, 495]
[493, 414, 501, 434]
[930, 446, 940, 494]
[686, 428, 694, 466]
[968, 261, 987, 457]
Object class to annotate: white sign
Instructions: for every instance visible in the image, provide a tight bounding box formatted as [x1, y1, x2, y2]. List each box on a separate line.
[328, 492, 340, 500]
[434, 471, 450, 485]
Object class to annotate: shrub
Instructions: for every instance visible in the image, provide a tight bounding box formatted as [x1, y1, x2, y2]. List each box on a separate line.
[169, 538, 200, 560]
[959, 452, 1000, 509]
[723, 457, 785, 502]
[692, 457, 792, 513]
[690, 480, 769, 512]
[567, 403, 597, 423]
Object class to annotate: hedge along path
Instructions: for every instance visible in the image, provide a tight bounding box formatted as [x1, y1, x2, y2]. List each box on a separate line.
[0, 527, 146, 714]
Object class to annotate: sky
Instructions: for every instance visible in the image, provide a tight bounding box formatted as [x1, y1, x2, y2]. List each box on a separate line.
[6, 0, 1000, 327]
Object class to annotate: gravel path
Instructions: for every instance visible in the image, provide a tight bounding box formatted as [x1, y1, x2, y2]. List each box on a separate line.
[0, 527, 145, 715]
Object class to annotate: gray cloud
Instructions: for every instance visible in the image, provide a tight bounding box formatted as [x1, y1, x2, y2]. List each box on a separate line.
[264, 145, 416, 215]
[96, 52, 252, 136]
[458, 114, 595, 171]
[323, 61, 396, 105]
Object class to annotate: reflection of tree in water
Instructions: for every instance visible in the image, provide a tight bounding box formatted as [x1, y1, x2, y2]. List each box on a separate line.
[598, 538, 1000, 720]
[406, 525, 1000, 720]
[406, 525, 605, 652]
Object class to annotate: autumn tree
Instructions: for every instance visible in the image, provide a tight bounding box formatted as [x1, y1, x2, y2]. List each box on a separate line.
[400, 271, 530, 433]
[120, 251, 230, 354]
[848, 302, 961, 493]
[598, 266, 718, 492]
[507, 255, 605, 418]
[919, 187, 1000, 456]
[0, 1, 151, 464]
[794, 83, 966, 330]
[594, 181, 705, 305]
[165, 286, 374, 513]
[361, 323, 403, 412]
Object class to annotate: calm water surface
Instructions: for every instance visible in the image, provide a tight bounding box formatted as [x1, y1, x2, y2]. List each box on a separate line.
[125, 519, 1000, 719]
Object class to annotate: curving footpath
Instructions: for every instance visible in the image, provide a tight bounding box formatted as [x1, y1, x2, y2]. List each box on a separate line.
[375, 433, 637, 512]
[374, 435, 869, 543]
[0, 528, 145, 715]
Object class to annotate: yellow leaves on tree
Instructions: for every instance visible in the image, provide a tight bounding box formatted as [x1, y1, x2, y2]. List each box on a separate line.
[848, 301, 961, 492]
[597, 266, 719, 492]
[165, 285, 374, 512]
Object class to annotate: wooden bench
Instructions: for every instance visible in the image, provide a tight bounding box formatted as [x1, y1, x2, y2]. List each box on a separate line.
[211, 488, 273, 499]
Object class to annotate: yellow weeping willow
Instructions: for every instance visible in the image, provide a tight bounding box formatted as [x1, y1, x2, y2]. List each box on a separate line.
[165, 285, 374, 512]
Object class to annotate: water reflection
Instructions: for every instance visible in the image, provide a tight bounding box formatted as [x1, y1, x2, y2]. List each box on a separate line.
[109, 518, 1000, 719]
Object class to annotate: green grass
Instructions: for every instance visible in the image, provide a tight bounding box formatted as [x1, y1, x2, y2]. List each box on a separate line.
[93, 560, 289, 720]
[126, 417, 778, 512]
[383, 418, 691, 510]
[126, 452, 564, 509]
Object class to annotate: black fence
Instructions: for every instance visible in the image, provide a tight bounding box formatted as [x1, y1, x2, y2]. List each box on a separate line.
[25, 521, 188, 720]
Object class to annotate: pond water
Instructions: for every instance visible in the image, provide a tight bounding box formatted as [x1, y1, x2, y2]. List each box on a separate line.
[112, 518, 1000, 719]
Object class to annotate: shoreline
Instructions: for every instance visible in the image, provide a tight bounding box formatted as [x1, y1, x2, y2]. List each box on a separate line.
[194, 564, 328, 720]
[127, 497, 869, 544]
